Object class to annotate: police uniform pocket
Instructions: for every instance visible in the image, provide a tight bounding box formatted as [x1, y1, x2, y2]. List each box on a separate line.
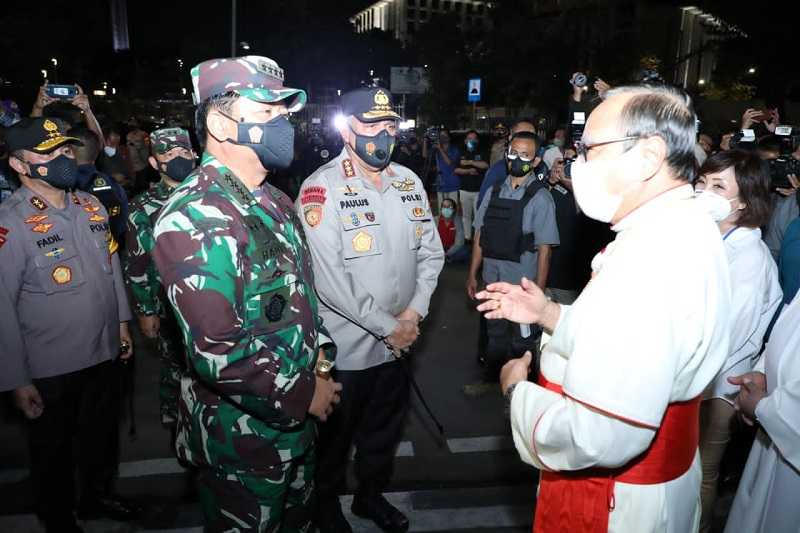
[342, 227, 382, 259]
[33, 247, 86, 294]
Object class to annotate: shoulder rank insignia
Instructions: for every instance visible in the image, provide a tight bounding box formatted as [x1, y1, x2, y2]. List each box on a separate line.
[30, 197, 48, 211]
[342, 159, 356, 178]
[71, 193, 81, 205]
[32, 223, 54, 234]
[109, 206, 121, 216]
[0, 227, 8, 249]
[51, 265, 72, 285]
[352, 230, 373, 253]
[391, 178, 415, 192]
[89, 214, 106, 223]
[84, 205, 100, 213]
[25, 214, 49, 224]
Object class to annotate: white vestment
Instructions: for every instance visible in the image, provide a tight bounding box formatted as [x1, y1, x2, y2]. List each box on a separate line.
[724, 291, 800, 533]
[511, 185, 732, 533]
[706, 227, 781, 402]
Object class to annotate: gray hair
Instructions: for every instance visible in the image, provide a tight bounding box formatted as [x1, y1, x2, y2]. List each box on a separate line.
[603, 84, 697, 182]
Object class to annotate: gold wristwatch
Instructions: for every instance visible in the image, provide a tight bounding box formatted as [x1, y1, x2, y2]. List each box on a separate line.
[315, 359, 334, 380]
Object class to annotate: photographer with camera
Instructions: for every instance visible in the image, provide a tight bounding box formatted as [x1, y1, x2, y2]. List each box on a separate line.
[422, 127, 460, 211]
[758, 133, 800, 260]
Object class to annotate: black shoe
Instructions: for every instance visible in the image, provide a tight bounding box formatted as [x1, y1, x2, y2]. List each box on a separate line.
[316, 498, 353, 533]
[351, 493, 409, 533]
[77, 493, 141, 521]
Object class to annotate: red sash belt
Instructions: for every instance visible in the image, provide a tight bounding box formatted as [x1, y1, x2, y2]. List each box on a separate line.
[533, 375, 700, 533]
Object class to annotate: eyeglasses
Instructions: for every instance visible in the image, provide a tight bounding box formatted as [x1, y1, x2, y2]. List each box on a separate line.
[574, 136, 641, 161]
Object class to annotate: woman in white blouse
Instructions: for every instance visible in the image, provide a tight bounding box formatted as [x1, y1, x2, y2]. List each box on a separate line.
[694, 149, 783, 533]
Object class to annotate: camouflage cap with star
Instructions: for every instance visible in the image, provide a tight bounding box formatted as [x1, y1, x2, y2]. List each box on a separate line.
[190, 56, 307, 112]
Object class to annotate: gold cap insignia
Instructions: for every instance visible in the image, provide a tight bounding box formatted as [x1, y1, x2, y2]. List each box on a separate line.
[43, 120, 59, 132]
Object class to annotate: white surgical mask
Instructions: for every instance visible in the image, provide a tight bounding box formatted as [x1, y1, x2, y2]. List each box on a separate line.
[571, 148, 646, 223]
[695, 190, 735, 222]
[104, 146, 117, 157]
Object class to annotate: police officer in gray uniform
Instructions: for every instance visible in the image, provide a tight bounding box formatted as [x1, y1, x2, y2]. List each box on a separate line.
[468, 131, 559, 378]
[297, 87, 444, 533]
[0, 118, 136, 533]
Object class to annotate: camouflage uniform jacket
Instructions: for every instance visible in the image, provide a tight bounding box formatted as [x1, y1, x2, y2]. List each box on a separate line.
[125, 180, 174, 315]
[152, 153, 335, 472]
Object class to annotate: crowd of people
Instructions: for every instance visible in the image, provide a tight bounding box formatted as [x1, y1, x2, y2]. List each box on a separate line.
[1, 56, 800, 533]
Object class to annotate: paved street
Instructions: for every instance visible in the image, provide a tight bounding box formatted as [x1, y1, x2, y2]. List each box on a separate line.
[0, 263, 537, 532]
[0, 262, 742, 532]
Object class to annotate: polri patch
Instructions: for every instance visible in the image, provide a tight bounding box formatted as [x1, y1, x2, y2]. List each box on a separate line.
[301, 186, 327, 206]
[0, 227, 8, 249]
[93, 177, 106, 188]
[365, 212, 375, 222]
[412, 207, 426, 218]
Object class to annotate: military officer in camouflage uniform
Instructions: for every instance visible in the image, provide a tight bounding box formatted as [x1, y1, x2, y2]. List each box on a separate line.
[297, 87, 444, 533]
[0, 118, 137, 532]
[125, 127, 196, 429]
[152, 56, 341, 532]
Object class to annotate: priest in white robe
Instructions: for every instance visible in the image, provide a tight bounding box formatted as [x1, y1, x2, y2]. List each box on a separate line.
[723, 290, 800, 533]
[477, 84, 732, 533]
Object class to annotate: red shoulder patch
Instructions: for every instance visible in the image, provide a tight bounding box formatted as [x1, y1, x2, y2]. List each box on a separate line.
[300, 186, 327, 206]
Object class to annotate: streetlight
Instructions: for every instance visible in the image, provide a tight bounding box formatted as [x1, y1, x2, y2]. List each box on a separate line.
[698, 78, 706, 86]
[748, 67, 756, 74]
[240, 41, 250, 51]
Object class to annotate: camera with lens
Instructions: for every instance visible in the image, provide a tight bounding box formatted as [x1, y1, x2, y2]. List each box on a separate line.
[425, 126, 441, 144]
[636, 69, 665, 85]
[571, 72, 588, 88]
[729, 129, 757, 151]
[568, 111, 586, 145]
[768, 125, 800, 190]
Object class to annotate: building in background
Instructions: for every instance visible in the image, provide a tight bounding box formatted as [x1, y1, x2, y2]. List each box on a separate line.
[351, 0, 493, 42]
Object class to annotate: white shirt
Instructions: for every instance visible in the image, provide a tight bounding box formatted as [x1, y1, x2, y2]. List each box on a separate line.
[511, 185, 731, 532]
[706, 227, 781, 402]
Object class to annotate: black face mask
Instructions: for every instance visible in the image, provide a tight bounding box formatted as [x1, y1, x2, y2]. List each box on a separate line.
[508, 156, 534, 178]
[349, 126, 395, 170]
[25, 154, 79, 190]
[220, 113, 295, 171]
[162, 156, 195, 182]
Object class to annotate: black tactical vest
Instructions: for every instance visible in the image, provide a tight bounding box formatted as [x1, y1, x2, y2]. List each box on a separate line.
[480, 179, 546, 262]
